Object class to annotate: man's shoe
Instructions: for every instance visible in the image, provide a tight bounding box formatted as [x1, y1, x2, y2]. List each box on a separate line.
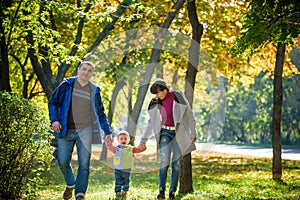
[157, 189, 165, 199]
[169, 192, 175, 200]
[75, 195, 84, 200]
[63, 187, 74, 200]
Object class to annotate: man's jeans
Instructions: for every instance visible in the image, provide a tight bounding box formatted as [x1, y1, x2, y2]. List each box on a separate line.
[114, 169, 131, 193]
[159, 129, 181, 193]
[57, 127, 92, 197]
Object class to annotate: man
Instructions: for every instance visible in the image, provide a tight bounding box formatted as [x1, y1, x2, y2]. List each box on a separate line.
[138, 78, 196, 200]
[48, 61, 112, 200]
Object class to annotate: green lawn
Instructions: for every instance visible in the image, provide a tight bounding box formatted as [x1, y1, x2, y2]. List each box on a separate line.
[39, 146, 300, 200]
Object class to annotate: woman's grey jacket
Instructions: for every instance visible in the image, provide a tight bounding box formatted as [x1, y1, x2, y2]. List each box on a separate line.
[140, 90, 196, 156]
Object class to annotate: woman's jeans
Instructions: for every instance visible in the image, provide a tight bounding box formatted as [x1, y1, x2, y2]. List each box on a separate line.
[114, 169, 131, 193]
[57, 127, 92, 197]
[159, 129, 181, 193]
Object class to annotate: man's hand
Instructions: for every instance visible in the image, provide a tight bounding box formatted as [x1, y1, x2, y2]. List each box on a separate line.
[105, 137, 116, 153]
[105, 134, 113, 145]
[51, 121, 62, 133]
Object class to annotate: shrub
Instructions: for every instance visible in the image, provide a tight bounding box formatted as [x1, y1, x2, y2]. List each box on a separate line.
[0, 92, 53, 199]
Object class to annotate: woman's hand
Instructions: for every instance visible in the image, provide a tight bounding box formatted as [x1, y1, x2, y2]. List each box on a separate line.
[138, 142, 147, 151]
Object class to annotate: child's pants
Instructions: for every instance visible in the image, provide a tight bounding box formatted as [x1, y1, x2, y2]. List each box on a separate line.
[114, 168, 131, 192]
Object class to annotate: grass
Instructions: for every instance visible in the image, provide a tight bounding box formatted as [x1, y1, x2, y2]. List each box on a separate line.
[39, 145, 300, 200]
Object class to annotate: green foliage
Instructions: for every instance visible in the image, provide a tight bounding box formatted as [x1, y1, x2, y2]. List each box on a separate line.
[232, 0, 300, 56]
[228, 73, 300, 144]
[0, 92, 53, 199]
[282, 74, 300, 145]
[196, 72, 300, 145]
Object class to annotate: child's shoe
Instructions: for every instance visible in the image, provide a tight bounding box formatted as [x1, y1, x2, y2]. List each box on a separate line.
[115, 192, 122, 199]
[122, 191, 127, 198]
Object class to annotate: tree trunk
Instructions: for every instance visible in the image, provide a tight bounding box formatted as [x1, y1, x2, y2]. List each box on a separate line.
[0, 40, 11, 92]
[126, 0, 186, 137]
[180, 0, 203, 194]
[272, 42, 285, 180]
[26, 31, 54, 99]
[0, 18, 12, 92]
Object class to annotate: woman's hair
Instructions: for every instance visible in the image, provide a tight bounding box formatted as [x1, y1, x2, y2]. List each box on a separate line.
[150, 78, 170, 94]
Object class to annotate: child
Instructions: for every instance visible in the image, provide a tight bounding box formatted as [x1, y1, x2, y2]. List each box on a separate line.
[106, 130, 146, 199]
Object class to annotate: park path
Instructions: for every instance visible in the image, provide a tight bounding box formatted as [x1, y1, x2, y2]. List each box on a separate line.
[88, 142, 300, 161]
[196, 143, 300, 161]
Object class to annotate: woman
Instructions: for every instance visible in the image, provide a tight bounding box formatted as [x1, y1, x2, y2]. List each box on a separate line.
[138, 78, 196, 200]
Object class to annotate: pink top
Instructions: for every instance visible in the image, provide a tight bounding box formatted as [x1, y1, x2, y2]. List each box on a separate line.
[161, 91, 175, 126]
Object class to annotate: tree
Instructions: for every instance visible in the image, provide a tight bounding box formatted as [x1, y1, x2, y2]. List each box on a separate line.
[1, 0, 133, 99]
[36, 0, 133, 99]
[179, 0, 203, 193]
[232, 0, 300, 180]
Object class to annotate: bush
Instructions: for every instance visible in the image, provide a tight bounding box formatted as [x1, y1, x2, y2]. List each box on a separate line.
[0, 92, 53, 199]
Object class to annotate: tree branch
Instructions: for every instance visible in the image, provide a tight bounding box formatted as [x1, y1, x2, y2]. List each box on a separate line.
[84, 0, 133, 60]
[57, 0, 93, 82]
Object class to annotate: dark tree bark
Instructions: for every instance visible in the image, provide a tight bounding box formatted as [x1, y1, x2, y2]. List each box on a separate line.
[10, 54, 36, 99]
[0, 4, 12, 92]
[180, 0, 203, 194]
[272, 42, 285, 180]
[26, 31, 54, 99]
[0, 34, 11, 92]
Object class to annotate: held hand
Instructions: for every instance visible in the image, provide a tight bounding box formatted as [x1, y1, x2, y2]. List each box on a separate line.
[151, 98, 161, 104]
[105, 134, 113, 145]
[106, 141, 116, 153]
[138, 143, 146, 151]
[106, 140, 112, 147]
[51, 121, 62, 133]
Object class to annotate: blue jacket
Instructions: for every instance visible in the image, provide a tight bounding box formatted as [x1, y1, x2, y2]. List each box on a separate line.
[48, 77, 112, 138]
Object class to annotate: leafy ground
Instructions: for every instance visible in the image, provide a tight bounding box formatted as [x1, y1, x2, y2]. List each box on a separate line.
[39, 145, 300, 200]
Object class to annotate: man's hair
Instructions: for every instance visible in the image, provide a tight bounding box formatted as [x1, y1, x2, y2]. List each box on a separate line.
[79, 61, 95, 70]
[117, 130, 130, 138]
[150, 78, 170, 94]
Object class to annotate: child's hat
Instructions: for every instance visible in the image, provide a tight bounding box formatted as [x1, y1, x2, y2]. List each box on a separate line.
[117, 130, 129, 137]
